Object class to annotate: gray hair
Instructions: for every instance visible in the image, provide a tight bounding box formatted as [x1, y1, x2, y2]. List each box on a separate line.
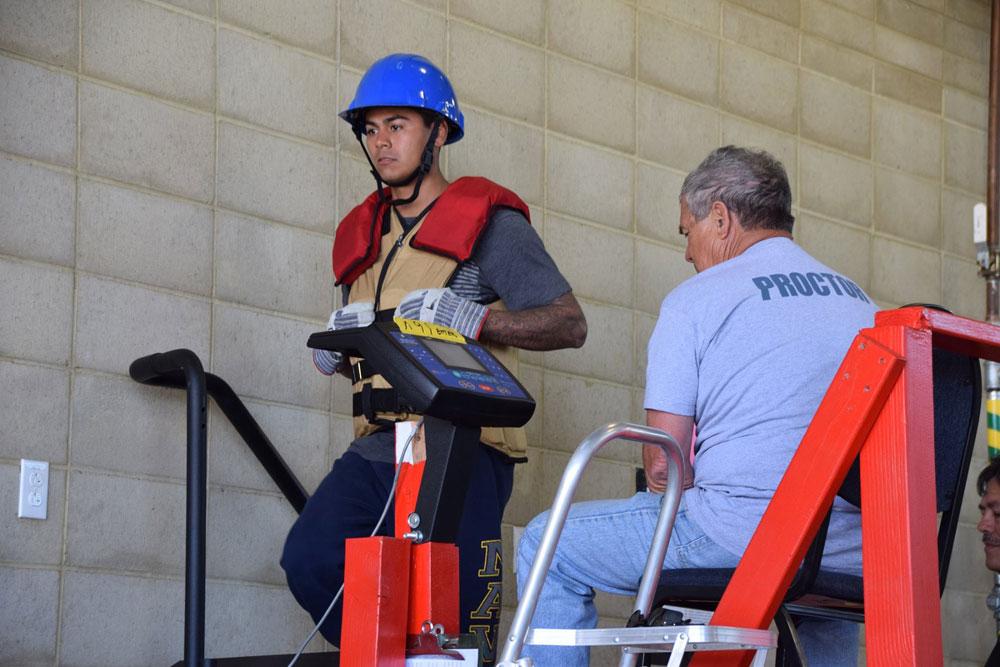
[680, 146, 794, 233]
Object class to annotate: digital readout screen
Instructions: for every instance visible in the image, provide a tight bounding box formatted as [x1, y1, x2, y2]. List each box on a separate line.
[422, 338, 489, 374]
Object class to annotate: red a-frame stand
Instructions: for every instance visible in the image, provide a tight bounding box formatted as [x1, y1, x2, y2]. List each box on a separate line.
[340, 459, 461, 666]
[693, 307, 998, 666]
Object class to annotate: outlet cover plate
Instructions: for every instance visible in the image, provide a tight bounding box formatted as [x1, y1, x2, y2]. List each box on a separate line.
[18, 459, 48, 520]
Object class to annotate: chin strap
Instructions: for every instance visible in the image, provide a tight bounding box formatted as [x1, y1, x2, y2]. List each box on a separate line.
[354, 117, 442, 208]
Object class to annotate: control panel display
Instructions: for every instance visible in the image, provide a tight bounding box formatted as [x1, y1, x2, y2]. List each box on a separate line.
[422, 337, 488, 374]
[390, 331, 526, 399]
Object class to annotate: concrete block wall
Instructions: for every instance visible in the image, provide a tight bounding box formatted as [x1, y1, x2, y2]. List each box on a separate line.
[0, 0, 992, 664]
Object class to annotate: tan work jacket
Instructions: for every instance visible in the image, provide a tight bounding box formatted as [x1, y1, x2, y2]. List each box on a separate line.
[347, 207, 527, 460]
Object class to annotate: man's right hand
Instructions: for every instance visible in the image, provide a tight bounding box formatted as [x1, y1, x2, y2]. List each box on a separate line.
[313, 302, 375, 376]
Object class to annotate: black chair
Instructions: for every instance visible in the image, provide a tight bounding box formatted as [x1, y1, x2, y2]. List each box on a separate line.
[637, 343, 981, 666]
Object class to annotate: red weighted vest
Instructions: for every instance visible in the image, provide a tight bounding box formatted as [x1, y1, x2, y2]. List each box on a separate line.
[332, 176, 530, 286]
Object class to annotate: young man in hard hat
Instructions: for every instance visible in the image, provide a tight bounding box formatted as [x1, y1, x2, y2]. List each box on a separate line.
[281, 53, 587, 662]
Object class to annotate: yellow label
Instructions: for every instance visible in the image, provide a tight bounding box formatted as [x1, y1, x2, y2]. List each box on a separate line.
[393, 317, 466, 344]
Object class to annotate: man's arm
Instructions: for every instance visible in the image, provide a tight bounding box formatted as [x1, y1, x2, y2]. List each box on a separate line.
[643, 409, 694, 494]
[478, 291, 587, 351]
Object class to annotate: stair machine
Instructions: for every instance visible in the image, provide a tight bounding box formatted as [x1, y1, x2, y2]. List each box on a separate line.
[130, 319, 780, 666]
[306, 319, 536, 665]
[133, 318, 539, 666]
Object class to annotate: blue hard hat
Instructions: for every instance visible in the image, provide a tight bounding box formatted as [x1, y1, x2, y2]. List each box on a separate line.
[340, 53, 464, 144]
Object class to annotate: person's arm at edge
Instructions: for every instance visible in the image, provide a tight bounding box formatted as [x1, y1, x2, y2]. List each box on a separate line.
[643, 409, 694, 494]
[478, 290, 587, 351]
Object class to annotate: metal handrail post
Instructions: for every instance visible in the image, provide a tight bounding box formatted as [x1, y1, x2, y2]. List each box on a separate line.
[130, 350, 207, 667]
[497, 422, 684, 667]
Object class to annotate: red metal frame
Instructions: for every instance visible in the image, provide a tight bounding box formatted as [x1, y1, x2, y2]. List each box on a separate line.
[341, 460, 461, 665]
[407, 541, 459, 636]
[394, 461, 425, 539]
[694, 307, 1000, 666]
[341, 536, 411, 666]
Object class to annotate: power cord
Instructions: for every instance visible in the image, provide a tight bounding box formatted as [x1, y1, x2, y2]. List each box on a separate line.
[286, 417, 425, 667]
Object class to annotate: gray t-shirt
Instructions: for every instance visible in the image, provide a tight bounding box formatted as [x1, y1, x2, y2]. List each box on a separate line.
[644, 237, 877, 574]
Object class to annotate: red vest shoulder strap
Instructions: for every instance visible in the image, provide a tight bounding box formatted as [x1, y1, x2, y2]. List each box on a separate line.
[332, 189, 389, 286]
[410, 176, 530, 262]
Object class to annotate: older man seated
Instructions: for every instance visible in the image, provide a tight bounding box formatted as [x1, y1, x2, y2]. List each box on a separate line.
[516, 146, 876, 667]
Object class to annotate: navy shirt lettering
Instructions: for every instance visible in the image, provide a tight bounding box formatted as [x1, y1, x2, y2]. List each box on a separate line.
[752, 272, 870, 303]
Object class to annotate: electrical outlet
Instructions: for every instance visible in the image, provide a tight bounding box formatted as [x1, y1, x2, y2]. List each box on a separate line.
[975, 202, 988, 245]
[18, 459, 48, 520]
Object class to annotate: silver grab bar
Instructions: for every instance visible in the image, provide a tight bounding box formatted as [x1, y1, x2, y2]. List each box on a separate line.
[497, 422, 685, 667]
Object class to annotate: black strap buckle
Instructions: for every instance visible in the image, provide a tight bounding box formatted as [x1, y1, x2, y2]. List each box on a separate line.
[351, 360, 375, 384]
[353, 386, 414, 424]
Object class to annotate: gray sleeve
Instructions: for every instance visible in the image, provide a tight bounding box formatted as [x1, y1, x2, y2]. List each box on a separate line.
[470, 207, 573, 311]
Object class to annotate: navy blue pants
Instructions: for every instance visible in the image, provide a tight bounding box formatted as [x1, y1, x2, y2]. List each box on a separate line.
[281, 443, 514, 663]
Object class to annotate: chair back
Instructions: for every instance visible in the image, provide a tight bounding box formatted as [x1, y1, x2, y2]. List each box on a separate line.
[836, 346, 980, 593]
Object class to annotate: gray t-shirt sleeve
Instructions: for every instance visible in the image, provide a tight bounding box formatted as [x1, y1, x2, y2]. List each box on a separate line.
[644, 297, 698, 416]
[467, 207, 573, 311]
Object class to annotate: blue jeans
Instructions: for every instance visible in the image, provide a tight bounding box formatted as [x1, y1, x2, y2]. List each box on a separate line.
[515, 492, 858, 666]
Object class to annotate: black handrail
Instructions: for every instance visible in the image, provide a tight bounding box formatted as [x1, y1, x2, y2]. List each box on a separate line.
[206, 374, 310, 513]
[130, 356, 310, 512]
[129, 349, 311, 667]
[130, 350, 207, 667]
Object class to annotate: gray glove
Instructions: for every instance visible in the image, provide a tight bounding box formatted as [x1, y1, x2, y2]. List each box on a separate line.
[394, 288, 489, 339]
[312, 302, 375, 376]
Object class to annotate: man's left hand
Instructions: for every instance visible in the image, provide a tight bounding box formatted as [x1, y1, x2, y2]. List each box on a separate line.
[395, 288, 489, 339]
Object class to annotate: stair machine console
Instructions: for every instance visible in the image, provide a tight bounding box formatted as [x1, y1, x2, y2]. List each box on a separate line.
[311, 319, 534, 429]
[307, 319, 535, 665]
